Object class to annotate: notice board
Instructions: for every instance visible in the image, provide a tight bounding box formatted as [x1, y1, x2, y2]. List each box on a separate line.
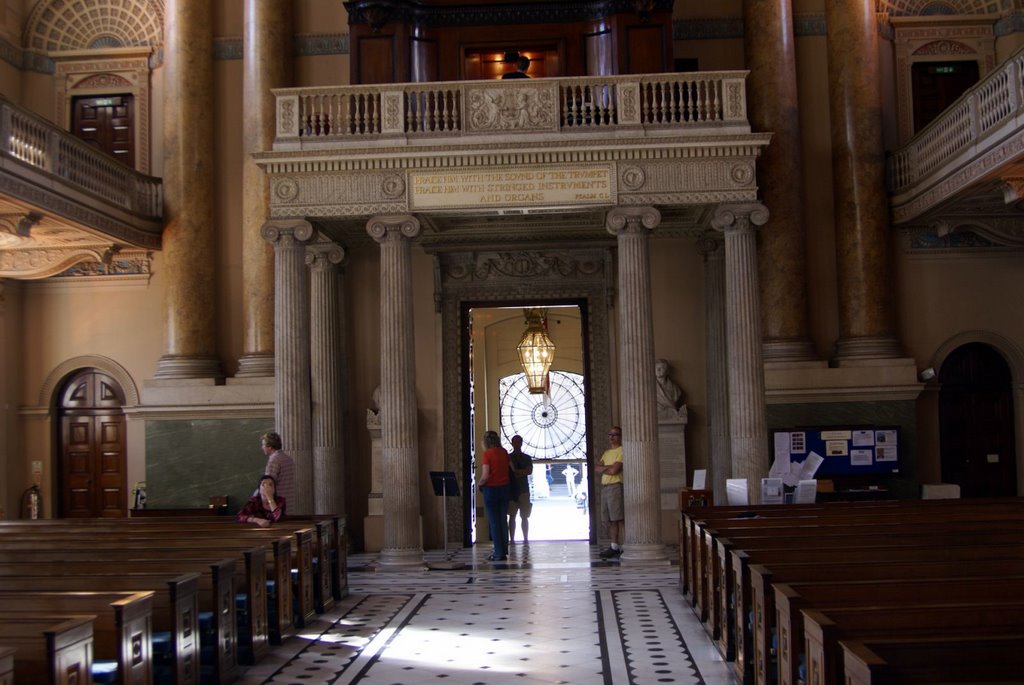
[770, 427, 901, 479]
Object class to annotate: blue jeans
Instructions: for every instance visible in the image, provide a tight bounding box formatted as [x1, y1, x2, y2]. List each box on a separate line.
[482, 485, 510, 558]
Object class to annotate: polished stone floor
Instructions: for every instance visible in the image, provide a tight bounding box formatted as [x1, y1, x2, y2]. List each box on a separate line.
[236, 542, 737, 685]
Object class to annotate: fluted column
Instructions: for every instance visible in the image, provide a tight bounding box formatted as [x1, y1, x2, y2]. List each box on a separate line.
[307, 240, 346, 516]
[606, 207, 666, 563]
[698, 233, 731, 505]
[238, 0, 294, 376]
[262, 220, 314, 514]
[825, 0, 902, 361]
[744, 0, 815, 362]
[155, 0, 221, 379]
[712, 204, 770, 503]
[368, 215, 424, 569]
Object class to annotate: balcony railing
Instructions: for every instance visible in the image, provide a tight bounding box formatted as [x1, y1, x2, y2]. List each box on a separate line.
[0, 96, 162, 219]
[273, 71, 750, 149]
[889, 47, 1024, 194]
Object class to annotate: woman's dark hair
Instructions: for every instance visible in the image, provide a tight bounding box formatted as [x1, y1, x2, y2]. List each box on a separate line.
[258, 474, 277, 489]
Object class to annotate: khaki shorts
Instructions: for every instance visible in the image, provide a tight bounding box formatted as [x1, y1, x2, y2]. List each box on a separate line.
[507, 492, 532, 518]
[601, 482, 624, 522]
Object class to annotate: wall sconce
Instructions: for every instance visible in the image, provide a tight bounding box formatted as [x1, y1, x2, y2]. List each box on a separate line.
[517, 308, 555, 394]
[918, 367, 936, 382]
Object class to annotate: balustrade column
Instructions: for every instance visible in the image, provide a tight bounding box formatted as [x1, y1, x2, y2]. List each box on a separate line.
[368, 215, 425, 569]
[238, 0, 294, 376]
[155, 0, 221, 379]
[606, 207, 666, 563]
[262, 220, 314, 514]
[307, 240, 346, 516]
[698, 234, 731, 505]
[743, 0, 815, 361]
[825, 0, 902, 360]
[712, 204, 770, 503]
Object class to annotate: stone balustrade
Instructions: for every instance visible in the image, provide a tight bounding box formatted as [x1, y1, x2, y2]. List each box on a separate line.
[889, 47, 1024, 199]
[0, 96, 162, 220]
[273, 71, 751, 150]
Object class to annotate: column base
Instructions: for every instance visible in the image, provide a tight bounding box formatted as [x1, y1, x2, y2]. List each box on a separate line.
[763, 338, 818, 362]
[154, 355, 224, 381]
[373, 547, 427, 571]
[833, 336, 903, 362]
[235, 353, 274, 378]
[620, 543, 670, 564]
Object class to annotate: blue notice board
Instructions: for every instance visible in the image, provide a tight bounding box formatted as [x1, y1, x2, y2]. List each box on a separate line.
[770, 427, 901, 478]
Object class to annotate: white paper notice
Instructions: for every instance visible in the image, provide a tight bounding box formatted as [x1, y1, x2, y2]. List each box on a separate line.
[790, 432, 807, 454]
[794, 479, 817, 504]
[875, 430, 898, 446]
[775, 432, 791, 459]
[850, 448, 873, 466]
[876, 445, 898, 462]
[726, 479, 749, 506]
[769, 453, 791, 479]
[761, 478, 784, 505]
[692, 469, 707, 490]
[800, 451, 825, 480]
[826, 440, 849, 456]
[852, 430, 875, 447]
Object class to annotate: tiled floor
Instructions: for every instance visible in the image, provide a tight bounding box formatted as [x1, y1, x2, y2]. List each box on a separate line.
[236, 542, 738, 685]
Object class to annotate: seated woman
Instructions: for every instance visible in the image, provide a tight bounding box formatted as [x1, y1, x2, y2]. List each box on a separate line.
[237, 474, 286, 527]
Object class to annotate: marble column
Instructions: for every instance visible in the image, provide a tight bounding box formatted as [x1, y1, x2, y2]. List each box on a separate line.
[368, 215, 425, 569]
[825, 0, 902, 360]
[744, 0, 815, 362]
[155, 0, 221, 379]
[307, 239, 346, 516]
[698, 233, 731, 505]
[238, 0, 294, 376]
[712, 204, 770, 503]
[606, 207, 666, 563]
[262, 220, 314, 514]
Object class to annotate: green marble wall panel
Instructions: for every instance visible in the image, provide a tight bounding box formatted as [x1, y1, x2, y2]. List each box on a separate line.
[766, 400, 919, 498]
[145, 418, 272, 511]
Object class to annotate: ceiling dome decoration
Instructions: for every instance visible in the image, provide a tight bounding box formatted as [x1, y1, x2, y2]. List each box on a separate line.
[25, 0, 164, 53]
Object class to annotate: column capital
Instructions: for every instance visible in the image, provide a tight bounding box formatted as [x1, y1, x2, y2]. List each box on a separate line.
[606, 206, 661, 236]
[696, 230, 724, 260]
[262, 219, 315, 245]
[711, 203, 770, 233]
[367, 215, 421, 243]
[306, 239, 345, 271]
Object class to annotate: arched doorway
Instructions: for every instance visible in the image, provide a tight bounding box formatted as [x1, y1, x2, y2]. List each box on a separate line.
[939, 343, 1017, 497]
[57, 368, 128, 517]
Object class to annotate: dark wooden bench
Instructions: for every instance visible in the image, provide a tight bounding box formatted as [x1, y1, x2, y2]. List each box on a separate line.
[0, 616, 93, 685]
[0, 571, 199, 685]
[803, 601, 1024, 685]
[774, 576, 1024, 685]
[0, 591, 153, 685]
[0, 645, 14, 685]
[840, 633, 1024, 685]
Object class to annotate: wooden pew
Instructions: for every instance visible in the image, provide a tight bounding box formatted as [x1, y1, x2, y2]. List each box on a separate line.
[0, 558, 236, 685]
[750, 559, 1024, 685]
[803, 601, 1024, 685]
[0, 616, 93, 685]
[0, 591, 153, 685]
[774, 576, 1024, 685]
[0, 571, 199, 685]
[840, 633, 1024, 685]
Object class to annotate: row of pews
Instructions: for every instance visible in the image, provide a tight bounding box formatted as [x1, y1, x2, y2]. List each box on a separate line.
[0, 514, 348, 685]
[678, 495, 1024, 685]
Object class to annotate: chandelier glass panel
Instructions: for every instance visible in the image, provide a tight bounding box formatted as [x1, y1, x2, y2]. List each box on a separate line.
[516, 308, 555, 394]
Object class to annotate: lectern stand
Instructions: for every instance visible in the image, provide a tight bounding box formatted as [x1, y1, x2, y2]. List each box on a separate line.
[428, 471, 464, 570]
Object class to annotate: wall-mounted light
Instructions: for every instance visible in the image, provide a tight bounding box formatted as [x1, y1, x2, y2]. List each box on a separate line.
[517, 308, 555, 394]
[918, 367, 936, 382]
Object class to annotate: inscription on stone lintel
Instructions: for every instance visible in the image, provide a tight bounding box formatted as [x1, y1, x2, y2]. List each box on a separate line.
[409, 166, 614, 211]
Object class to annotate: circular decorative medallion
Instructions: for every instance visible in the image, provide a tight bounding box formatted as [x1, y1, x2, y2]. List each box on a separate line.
[274, 178, 299, 202]
[381, 174, 406, 199]
[730, 163, 754, 185]
[498, 370, 587, 460]
[621, 165, 646, 190]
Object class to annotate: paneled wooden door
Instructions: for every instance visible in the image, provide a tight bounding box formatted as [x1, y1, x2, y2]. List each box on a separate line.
[71, 94, 135, 167]
[59, 369, 127, 517]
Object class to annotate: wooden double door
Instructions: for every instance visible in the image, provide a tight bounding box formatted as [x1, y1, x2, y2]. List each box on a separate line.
[59, 369, 127, 517]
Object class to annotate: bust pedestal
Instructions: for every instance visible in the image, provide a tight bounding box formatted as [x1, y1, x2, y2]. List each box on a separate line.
[658, 406, 688, 543]
[363, 410, 384, 552]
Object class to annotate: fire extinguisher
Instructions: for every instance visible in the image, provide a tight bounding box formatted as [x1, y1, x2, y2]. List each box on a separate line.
[21, 485, 41, 519]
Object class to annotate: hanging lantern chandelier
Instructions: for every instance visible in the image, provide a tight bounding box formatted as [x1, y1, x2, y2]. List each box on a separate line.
[517, 308, 555, 394]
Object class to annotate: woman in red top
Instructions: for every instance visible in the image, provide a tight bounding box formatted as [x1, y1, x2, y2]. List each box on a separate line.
[237, 474, 286, 527]
[479, 430, 511, 561]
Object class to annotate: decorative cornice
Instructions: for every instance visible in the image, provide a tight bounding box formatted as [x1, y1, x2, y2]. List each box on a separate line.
[344, 0, 673, 29]
[213, 34, 350, 60]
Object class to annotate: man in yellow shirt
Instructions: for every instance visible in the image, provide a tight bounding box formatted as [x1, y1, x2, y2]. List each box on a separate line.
[595, 426, 624, 559]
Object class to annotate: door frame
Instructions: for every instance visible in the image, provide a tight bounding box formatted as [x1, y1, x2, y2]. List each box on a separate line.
[929, 330, 1024, 497]
[436, 247, 616, 548]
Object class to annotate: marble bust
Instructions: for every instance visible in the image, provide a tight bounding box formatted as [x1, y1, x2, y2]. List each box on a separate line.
[655, 358, 686, 421]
